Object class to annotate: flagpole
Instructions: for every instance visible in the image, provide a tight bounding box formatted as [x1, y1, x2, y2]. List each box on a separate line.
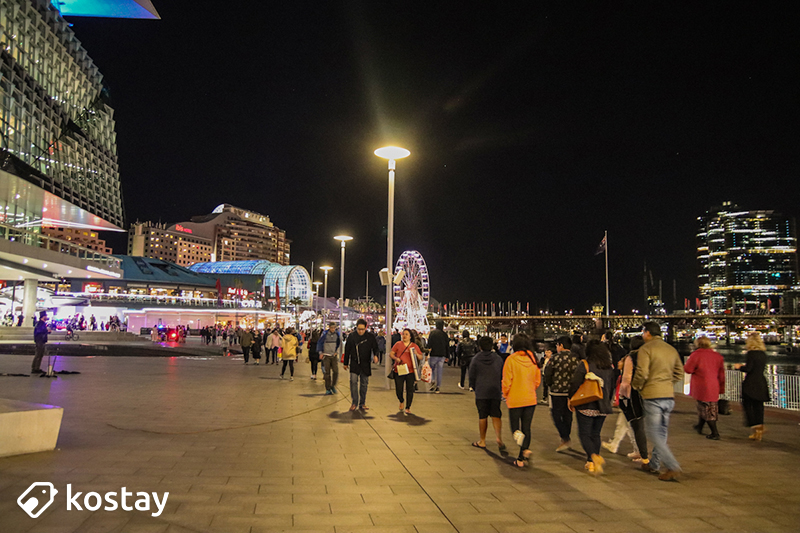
[604, 230, 610, 319]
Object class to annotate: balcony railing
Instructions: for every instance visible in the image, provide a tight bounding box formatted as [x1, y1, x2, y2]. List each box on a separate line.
[58, 292, 265, 309]
[0, 221, 121, 270]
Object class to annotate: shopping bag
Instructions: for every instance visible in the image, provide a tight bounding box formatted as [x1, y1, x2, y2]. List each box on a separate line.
[396, 364, 410, 376]
[420, 361, 432, 383]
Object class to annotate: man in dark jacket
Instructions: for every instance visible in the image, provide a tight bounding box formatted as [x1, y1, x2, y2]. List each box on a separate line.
[427, 320, 449, 393]
[468, 336, 505, 450]
[457, 330, 477, 390]
[544, 336, 580, 451]
[32, 311, 49, 374]
[343, 319, 379, 411]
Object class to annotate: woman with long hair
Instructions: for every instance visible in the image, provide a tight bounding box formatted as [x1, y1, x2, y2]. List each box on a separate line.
[735, 332, 770, 440]
[684, 336, 725, 439]
[569, 339, 615, 475]
[604, 336, 649, 462]
[280, 327, 298, 381]
[501, 333, 541, 468]
[390, 328, 423, 414]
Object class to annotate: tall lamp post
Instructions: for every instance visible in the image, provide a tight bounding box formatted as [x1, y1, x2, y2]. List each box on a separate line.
[374, 146, 410, 388]
[333, 236, 353, 340]
[312, 281, 323, 322]
[320, 266, 333, 323]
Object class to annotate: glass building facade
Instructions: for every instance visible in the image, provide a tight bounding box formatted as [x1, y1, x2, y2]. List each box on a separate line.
[0, 0, 123, 229]
[189, 260, 311, 305]
[697, 202, 798, 313]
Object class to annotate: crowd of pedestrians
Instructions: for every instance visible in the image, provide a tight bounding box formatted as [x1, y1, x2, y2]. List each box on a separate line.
[164, 317, 772, 481]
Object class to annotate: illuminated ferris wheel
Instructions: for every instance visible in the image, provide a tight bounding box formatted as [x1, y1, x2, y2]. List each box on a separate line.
[393, 250, 430, 334]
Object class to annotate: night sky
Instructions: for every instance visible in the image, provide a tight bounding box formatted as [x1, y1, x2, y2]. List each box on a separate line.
[71, 2, 798, 313]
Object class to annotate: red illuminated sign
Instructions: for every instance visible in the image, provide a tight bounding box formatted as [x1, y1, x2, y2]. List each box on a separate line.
[175, 224, 193, 234]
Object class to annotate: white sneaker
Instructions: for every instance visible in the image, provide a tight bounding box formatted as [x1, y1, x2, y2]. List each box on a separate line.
[458, 384, 464, 390]
[601, 441, 618, 454]
[513, 430, 525, 446]
[290, 377, 294, 381]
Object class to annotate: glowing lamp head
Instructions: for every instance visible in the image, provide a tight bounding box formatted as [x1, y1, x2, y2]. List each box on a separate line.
[320, 265, 333, 273]
[374, 146, 410, 160]
[334, 235, 353, 243]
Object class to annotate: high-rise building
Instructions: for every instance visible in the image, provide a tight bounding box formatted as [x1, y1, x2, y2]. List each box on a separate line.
[128, 221, 213, 267]
[0, 0, 157, 318]
[127, 204, 290, 266]
[697, 202, 798, 313]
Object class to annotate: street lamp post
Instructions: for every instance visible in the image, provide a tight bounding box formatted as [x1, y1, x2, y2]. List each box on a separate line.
[312, 281, 323, 321]
[320, 266, 333, 323]
[374, 146, 410, 388]
[333, 236, 353, 342]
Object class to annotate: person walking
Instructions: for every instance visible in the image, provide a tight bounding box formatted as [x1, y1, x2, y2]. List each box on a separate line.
[469, 336, 506, 452]
[240, 327, 254, 364]
[31, 311, 49, 374]
[684, 336, 726, 439]
[268, 329, 282, 364]
[735, 332, 770, 441]
[252, 329, 263, 365]
[427, 320, 449, 393]
[502, 333, 541, 468]
[569, 340, 616, 475]
[316, 322, 341, 395]
[605, 336, 649, 465]
[343, 319, 379, 411]
[456, 330, 477, 390]
[280, 327, 298, 380]
[632, 322, 685, 481]
[544, 336, 580, 452]
[308, 328, 321, 380]
[390, 328, 423, 414]
[377, 334, 386, 365]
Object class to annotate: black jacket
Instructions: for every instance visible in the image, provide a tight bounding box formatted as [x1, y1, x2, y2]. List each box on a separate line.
[343, 332, 378, 376]
[427, 327, 449, 357]
[740, 350, 770, 402]
[568, 360, 615, 414]
[457, 338, 477, 367]
[468, 350, 503, 399]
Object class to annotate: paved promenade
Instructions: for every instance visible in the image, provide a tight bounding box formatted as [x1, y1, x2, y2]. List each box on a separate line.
[1, 353, 799, 533]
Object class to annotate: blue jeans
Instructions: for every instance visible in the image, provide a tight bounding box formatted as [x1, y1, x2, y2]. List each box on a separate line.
[349, 372, 369, 407]
[429, 356, 444, 387]
[643, 398, 681, 472]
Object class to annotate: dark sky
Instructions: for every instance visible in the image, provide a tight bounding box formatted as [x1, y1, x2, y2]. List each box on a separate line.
[71, 2, 798, 313]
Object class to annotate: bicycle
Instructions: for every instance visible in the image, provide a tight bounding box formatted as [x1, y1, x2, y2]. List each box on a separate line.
[65, 330, 79, 341]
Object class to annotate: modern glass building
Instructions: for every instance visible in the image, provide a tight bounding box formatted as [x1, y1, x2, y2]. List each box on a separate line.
[189, 260, 311, 305]
[697, 202, 798, 313]
[1, 0, 125, 229]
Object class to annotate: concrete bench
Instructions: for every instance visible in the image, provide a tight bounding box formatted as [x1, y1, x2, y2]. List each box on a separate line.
[0, 399, 63, 457]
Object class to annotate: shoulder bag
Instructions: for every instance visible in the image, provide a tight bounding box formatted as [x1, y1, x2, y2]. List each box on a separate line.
[569, 360, 603, 408]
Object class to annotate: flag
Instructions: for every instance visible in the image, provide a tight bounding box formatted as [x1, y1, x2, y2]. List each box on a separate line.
[215, 278, 222, 307]
[595, 235, 607, 255]
[275, 281, 281, 311]
[696, 298, 701, 310]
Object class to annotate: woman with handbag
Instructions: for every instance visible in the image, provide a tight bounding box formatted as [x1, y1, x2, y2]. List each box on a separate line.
[684, 336, 725, 439]
[734, 332, 770, 441]
[617, 336, 649, 465]
[390, 328, 423, 414]
[568, 340, 615, 475]
[501, 333, 541, 468]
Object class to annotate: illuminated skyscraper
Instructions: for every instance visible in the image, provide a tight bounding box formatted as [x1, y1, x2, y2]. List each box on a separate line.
[697, 202, 798, 313]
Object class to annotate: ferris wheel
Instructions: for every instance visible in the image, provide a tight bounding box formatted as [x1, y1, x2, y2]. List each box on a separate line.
[393, 250, 431, 334]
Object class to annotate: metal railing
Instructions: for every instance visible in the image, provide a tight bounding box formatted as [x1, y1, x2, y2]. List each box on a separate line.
[0, 221, 121, 270]
[725, 370, 800, 411]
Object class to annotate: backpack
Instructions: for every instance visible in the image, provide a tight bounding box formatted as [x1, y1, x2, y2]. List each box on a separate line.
[459, 339, 476, 363]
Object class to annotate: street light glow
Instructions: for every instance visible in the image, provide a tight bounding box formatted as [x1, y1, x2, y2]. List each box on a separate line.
[320, 265, 333, 272]
[334, 235, 353, 242]
[374, 146, 410, 160]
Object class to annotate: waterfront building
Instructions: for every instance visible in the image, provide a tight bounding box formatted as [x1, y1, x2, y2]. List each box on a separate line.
[128, 221, 213, 267]
[126, 204, 290, 267]
[0, 0, 154, 319]
[189, 259, 311, 306]
[697, 202, 799, 313]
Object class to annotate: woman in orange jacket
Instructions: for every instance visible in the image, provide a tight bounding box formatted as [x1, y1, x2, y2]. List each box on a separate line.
[502, 333, 541, 467]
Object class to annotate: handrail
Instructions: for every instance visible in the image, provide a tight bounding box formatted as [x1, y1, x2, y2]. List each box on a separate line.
[0, 221, 121, 270]
[724, 369, 800, 411]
